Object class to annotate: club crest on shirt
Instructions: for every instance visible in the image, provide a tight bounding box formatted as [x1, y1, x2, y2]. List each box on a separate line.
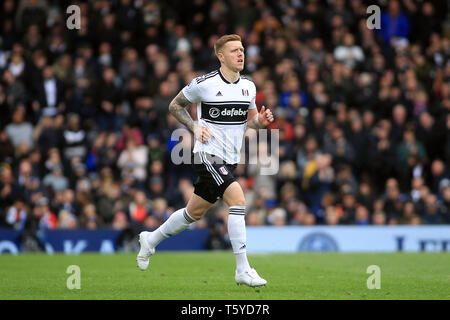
[219, 166, 228, 175]
[242, 89, 249, 96]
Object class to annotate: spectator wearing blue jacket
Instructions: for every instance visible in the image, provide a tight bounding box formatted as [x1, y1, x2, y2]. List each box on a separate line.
[376, 0, 410, 47]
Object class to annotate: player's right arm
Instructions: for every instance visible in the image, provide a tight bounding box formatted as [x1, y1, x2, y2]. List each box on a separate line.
[168, 90, 211, 143]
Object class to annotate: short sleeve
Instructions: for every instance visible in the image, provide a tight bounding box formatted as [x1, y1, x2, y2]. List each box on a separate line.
[182, 78, 202, 103]
[249, 82, 257, 109]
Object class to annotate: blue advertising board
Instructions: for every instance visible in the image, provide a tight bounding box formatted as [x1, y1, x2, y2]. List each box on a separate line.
[43, 229, 122, 254]
[156, 228, 209, 251]
[0, 229, 21, 254]
[4, 226, 449, 254]
[0, 228, 209, 254]
[246, 226, 450, 252]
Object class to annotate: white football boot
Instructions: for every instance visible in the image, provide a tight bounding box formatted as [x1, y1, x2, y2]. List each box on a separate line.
[136, 231, 155, 271]
[235, 268, 267, 287]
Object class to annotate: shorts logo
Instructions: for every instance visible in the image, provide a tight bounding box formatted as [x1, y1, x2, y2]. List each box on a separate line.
[219, 166, 228, 175]
[209, 107, 221, 118]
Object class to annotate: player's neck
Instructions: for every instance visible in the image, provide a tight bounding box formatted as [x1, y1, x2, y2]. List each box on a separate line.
[219, 66, 240, 83]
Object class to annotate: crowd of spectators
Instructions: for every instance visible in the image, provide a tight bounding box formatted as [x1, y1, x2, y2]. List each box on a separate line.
[0, 0, 450, 251]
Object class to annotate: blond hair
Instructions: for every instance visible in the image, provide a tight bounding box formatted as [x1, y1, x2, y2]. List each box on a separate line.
[214, 34, 242, 55]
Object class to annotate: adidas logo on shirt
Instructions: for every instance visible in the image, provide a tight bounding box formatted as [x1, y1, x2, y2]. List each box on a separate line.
[216, 91, 222, 96]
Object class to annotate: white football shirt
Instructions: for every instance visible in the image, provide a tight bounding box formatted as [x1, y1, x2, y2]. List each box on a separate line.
[182, 69, 257, 164]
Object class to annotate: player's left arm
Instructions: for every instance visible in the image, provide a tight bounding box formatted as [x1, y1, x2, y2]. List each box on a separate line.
[247, 106, 274, 129]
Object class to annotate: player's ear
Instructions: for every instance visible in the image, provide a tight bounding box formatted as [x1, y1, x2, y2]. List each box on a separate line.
[216, 51, 224, 63]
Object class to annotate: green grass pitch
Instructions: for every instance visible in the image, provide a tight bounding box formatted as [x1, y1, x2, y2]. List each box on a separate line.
[0, 252, 449, 300]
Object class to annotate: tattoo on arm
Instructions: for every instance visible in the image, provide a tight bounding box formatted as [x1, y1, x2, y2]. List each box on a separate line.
[169, 91, 196, 132]
[248, 114, 263, 129]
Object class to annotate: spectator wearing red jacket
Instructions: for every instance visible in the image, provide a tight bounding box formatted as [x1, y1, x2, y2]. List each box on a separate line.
[36, 197, 57, 230]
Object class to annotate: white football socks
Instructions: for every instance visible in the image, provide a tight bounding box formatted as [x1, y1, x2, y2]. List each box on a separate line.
[146, 205, 251, 274]
[147, 207, 196, 248]
[228, 206, 251, 274]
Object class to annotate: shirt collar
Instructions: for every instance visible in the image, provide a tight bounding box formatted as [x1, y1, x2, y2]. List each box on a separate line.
[218, 68, 240, 84]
